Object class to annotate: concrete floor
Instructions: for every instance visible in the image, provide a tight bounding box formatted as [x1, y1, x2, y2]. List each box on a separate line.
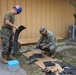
[0, 46, 27, 75]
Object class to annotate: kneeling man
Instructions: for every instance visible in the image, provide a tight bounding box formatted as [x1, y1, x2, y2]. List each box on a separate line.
[36, 26, 58, 57]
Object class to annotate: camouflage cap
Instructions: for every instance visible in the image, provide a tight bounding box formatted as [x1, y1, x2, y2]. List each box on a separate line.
[39, 26, 47, 34]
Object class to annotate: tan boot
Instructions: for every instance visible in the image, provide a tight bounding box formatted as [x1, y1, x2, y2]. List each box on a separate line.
[7, 55, 16, 60]
[1, 55, 8, 64]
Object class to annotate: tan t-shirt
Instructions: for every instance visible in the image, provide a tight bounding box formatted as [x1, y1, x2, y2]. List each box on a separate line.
[3, 11, 15, 29]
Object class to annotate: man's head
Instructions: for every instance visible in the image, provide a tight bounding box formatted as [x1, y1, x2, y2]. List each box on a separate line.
[39, 26, 47, 36]
[12, 5, 22, 15]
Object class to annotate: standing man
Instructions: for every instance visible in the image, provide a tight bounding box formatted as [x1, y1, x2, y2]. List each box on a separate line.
[36, 26, 58, 57]
[0, 5, 22, 63]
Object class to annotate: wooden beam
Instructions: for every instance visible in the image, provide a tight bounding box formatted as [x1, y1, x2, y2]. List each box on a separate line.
[18, 38, 39, 45]
[18, 36, 63, 45]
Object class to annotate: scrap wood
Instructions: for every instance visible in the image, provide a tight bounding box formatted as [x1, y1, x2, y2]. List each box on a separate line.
[23, 50, 64, 75]
[35, 60, 63, 72]
[47, 63, 64, 72]
[23, 49, 76, 75]
[23, 50, 53, 61]
[23, 50, 43, 58]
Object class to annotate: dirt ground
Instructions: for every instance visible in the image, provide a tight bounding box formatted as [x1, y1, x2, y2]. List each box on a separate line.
[17, 39, 76, 75]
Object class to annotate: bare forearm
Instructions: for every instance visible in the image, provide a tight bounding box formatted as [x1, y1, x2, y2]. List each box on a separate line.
[5, 20, 18, 29]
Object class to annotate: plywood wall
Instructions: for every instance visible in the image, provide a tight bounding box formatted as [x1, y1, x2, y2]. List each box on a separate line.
[0, 0, 75, 39]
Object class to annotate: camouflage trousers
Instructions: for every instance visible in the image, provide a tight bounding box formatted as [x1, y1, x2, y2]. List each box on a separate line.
[39, 43, 58, 53]
[0, 28, 13, 56]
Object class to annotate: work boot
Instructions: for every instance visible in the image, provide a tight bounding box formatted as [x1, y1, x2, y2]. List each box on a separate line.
[1, 55, 8, 64]
[7, 55, 16, 60]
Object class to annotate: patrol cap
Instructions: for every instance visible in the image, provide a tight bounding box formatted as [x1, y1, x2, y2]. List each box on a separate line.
[13, 5, 22, 14]
[39, 26, 47, 34]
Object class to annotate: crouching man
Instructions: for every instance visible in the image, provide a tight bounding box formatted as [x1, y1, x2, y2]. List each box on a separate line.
[36, 26, 58, 57]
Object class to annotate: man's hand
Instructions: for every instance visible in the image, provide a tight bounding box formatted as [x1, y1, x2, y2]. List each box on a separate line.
[42, 46, 46, 50]
[14, 26, 19, 30]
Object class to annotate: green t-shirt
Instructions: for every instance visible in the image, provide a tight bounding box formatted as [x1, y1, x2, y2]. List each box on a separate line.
[3, 11, 15, 29]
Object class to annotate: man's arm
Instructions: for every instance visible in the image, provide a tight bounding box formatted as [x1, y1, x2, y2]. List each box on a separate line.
[4, 12, 18, 30]
[36, 36, 44, 47]
[5, 20, 18, 29]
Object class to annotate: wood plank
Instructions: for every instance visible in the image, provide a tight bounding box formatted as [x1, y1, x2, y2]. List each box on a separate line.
[18, 36, 63, 45]
[23, 50, 63, 74]
[23, 50, 53, 60]
[18, 38, 39, 45]
[35, 61, 63, 73]
[23, 50, 44, 58]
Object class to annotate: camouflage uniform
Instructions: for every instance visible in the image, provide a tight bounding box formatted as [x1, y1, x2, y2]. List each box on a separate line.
[0, 11, 14, 57]
[37, 31, 58, 53]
